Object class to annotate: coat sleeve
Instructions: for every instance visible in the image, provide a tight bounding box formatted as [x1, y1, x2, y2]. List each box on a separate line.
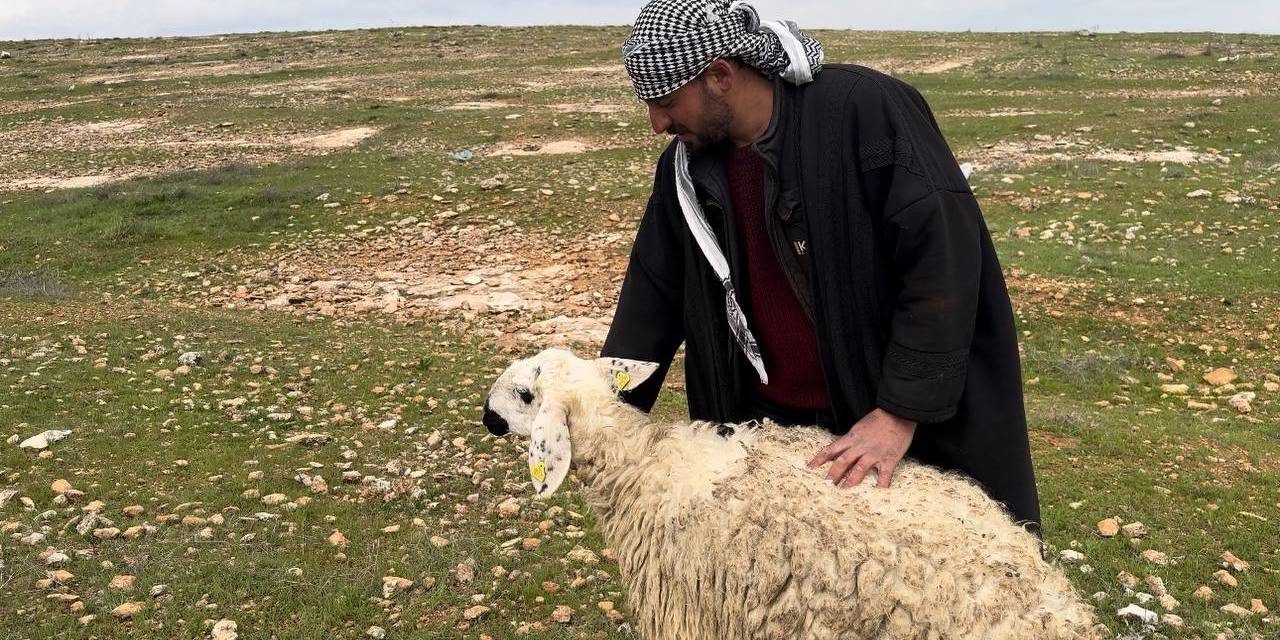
[600, 149, 686, 412]
[851, 75, 983, 423]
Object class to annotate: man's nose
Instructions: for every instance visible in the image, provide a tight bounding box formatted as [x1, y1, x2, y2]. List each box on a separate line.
[647, 104, 671, 135]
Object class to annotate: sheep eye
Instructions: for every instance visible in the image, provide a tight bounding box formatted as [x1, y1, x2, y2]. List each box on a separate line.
[517, 388, 534, 404]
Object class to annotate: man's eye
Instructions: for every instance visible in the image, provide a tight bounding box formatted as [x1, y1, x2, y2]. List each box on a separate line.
[518, 388, 534, 404]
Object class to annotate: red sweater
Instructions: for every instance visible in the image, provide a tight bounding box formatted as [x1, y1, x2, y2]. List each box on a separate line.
[726, 145, 830, 412]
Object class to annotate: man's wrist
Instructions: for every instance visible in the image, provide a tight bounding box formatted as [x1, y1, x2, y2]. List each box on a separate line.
[876, 408, 918, 431]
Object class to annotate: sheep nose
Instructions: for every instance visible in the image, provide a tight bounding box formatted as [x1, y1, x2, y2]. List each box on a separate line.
[482, 401, 509, 436]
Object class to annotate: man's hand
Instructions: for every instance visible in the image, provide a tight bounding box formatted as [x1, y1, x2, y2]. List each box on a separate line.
[807, 408, 917, 488]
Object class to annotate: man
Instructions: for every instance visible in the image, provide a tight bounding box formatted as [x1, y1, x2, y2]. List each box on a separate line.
[601, 0, 1040, 531]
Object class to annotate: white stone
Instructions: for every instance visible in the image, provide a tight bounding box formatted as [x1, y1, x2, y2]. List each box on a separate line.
[1116, 604, 1159, 625]
[210, 619, 238, 640]
[18, 429, 73, 450]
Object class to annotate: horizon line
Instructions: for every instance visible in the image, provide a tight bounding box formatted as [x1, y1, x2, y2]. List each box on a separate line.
[3, 23, 1278, 44]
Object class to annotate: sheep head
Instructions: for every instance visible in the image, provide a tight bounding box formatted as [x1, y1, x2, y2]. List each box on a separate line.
[482, 348, 658, 496]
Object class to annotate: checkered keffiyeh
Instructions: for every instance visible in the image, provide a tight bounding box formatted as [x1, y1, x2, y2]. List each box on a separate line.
[622, 0, 824, 100]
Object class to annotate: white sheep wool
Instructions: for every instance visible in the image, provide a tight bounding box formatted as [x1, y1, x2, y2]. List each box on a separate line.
[485, 349, 1103, 640]
[527, 356, 659, 496]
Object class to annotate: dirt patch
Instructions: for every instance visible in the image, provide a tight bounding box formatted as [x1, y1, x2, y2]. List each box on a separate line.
[77, 60, 310, 85]
[0, 121, 385, 192]
[445, 101, 518, 110]
[67, 119, 151, 135]
[1086, 148, 1231, 165]
[291, 127, 381, 150]
[202, 219, 632, 351]
[5, 175, 131, 190]
[485, 140, 597, 156]
[940, 108, 1073, 118]
[917, 57, 978, 74]
[550, 103, 632, 114]
[957, 135, 1092, 171]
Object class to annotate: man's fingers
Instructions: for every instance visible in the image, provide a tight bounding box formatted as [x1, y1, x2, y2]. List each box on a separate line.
[876, 461, 898, 488]
[840, 459, 874, 489]
[807, 443, 841, 468]
[825, 449, 861, 483]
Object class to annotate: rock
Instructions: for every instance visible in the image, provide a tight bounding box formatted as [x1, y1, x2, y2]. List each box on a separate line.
[20, 532, 47, 545]
[1203, 367, 1237, 386]
[1221, 551, 1250, 572]
[1160, 613, 1183, 627]
[1250, 598, 1268, 614]
[1193, 585, 1214, 600]
[365, 626, 386, 639]
[1140, 549, 1168, 565]
[463, 605, 490, 620]
[1186, 189, 1213, 199]
[1160, 384, 1189, 394]
[455, 562, 474, 583]
[210, 619, 238, 640]
[567, 546, 599, 565]
[0, 489, 17, 508]
[1228, 392, 1254, 413]
[327, 530, 349, 547]
[1213, 569, 1238, 587]
[1121, 522, 1148, 539]
[429, 535, 449, 548]
[93, 527, 121, 540]
[111, 601, 144, 619]
[177, 352, 203, 366]
[0, 51, 11, 59]
[109, 575, 136, 591]
[123, 505, 145, 517]
[550, 604, 574, 623]
[1059, 550, 1086, 564]
[51, 479, 74, 494]
[1187, 400, 1216, 411]
[1096, 518, 1120, 537]
[150, 584, 170, 597]
[45, 552, 70, 566]
[381, 576, 414, 599]
[1117, 571, 1139, 589]
[49, 569, 75, 584]
[285, 432, 331, 446]
[497, 497, 521, 518]
[1144, 575, 1167, 596]
[1220, 602, 1252, 617]
[1158, 593, 1179, 611]
[1116, 604, 1158, 625]
[261, 493, 288, 506]
[19, 429, 73, 450]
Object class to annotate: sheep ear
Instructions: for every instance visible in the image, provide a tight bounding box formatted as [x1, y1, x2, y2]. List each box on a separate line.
[594, 357, 659, 393]
[528, 399, 571, 497]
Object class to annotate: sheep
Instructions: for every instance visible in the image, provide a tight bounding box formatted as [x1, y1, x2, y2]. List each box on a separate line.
[482, 348, 1103, 640]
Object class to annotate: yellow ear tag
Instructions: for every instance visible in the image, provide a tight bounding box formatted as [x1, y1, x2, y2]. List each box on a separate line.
[530, 461, 547, 483]
[614, 370, 631, 392]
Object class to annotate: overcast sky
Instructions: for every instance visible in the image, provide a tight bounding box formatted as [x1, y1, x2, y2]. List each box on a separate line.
[2, 0, 1278, 41]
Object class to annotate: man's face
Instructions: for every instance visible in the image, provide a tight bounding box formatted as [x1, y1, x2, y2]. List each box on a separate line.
[644, 76, 733, 152]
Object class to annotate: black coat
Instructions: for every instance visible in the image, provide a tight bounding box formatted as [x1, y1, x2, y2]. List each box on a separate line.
[601, 65, 1040, 528]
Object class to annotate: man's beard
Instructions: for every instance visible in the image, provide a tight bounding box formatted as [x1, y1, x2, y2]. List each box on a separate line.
[678, 86, 733, 152]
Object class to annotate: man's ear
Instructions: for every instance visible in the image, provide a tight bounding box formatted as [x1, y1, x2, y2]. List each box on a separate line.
[594, 357, 660, 394]
[528, 399, 571, 497]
